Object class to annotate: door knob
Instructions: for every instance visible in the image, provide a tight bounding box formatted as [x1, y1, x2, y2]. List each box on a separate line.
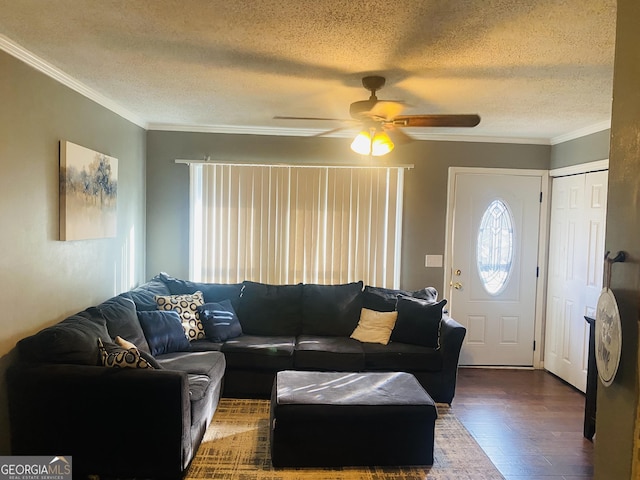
[451, 281, 463, 290]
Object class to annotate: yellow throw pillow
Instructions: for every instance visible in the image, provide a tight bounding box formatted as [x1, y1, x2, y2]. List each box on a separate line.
[350, 308, 399, 345]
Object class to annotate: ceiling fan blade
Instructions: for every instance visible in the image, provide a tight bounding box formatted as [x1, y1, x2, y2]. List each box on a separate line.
[273, 115, 349, 122]
[392, 114, 481, 128]
[384, 125, 414, 145]
[309, 126, 352, 138]
[367, 101, 406, 121]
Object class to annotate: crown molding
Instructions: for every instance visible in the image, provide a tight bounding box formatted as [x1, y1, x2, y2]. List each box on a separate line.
[406, 132, 550, 145]
[550, 119, 611, 145]
[148, 122, 552, 145]
[550, 159, 609, 177]
[148, 123, 329, 137]
[0, 35, 147, 129]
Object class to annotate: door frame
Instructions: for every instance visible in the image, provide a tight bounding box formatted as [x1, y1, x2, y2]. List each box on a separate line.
[444, 167, 550, 368]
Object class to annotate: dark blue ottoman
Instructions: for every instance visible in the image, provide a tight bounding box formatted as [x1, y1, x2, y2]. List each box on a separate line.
[270, 370, 437, 467]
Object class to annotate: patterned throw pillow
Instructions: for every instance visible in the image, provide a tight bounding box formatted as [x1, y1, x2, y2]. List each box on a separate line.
[97, 338, 155, 369]
[114, 335, 137, 350]
[155, 291, 206, 341]
[115, 336, 163, 369]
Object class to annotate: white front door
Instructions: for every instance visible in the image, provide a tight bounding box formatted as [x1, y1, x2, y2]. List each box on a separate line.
[544, 170, 608, 392]
[446, 170, 543, 366]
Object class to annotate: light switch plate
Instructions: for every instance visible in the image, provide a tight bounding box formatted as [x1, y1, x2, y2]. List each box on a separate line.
[425, 254, 443, 268]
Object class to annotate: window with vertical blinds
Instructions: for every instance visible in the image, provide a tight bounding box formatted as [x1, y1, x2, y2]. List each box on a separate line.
[189, 163, 404, 288]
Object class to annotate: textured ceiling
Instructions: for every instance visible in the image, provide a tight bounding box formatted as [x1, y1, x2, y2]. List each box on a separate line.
[0, 0, 617, 143]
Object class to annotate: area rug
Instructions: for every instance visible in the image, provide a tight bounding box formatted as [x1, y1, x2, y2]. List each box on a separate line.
[185, 398, 504, 480]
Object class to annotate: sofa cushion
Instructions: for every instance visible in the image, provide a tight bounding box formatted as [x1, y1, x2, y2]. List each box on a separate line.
[97, 295, 151, 354]
[156, 350, 226, 379]
[294, 335, 365, 371]
[413, 287, 439, 303]
[350, 308, 398, 345]
[122, 275, 172, 311]
[391, 297, 447, 349]
[362, 286, 405, 312]
[197, 300, 243, 342]
[188, 339, 224, 352]
[237, 282, 303, 336]
[159, 272, 243, 309]
[301, 282, 363, 336]
[155, 291, 206, 341]
[16, 308, 110, 366]
[97, 338, 155, 369]
[137, 310, 191, 356]
[221, 335, 295, 370]
[362, 286, 439, 312]
[360, 341, 443, 372]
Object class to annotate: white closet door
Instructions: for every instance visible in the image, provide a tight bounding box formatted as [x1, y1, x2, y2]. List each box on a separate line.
[544, 170, 608, 392]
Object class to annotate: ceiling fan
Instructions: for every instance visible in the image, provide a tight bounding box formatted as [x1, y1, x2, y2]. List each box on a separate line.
[274, 75, 481, 156]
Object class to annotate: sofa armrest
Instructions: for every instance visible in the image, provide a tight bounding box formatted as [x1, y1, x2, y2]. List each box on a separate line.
[439, 315, 466, 369]
[7, 362, 191, 478]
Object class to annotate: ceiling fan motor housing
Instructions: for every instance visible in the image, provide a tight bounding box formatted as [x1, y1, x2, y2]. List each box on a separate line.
[349, 76, 387, 119]
[362, 75, 386, 92]
[349, 99, 378, 119]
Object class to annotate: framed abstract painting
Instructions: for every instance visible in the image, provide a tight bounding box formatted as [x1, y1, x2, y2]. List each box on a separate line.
[59, 140, 118, 241]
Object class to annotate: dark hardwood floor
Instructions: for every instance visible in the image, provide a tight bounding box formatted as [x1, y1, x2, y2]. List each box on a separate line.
[452, 368, 594, 479]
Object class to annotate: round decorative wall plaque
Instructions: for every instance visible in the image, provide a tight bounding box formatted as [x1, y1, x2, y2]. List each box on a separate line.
[595, 287, 622, 387]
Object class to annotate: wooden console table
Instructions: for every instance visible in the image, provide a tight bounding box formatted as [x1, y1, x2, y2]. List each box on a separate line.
[584, 316, 597, 440]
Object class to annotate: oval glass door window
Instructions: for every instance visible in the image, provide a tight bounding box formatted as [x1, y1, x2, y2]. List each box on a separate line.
[476, 199, 514, 295]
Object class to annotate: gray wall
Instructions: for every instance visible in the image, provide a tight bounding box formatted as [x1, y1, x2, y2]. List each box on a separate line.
[594, 0, 638, 477]
[146, 131, 550, 294]
[0, 51, 147, 454]
[550, 129, 610, 169]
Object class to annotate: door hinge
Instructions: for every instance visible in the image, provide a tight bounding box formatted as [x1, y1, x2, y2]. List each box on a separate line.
[536, 266, 539, 277]
[533, 340, 536, 351]
[540, 191, 543, 203]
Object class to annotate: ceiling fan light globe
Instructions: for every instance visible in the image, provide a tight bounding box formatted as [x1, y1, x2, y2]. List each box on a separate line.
[350, 130, 394, 156]
[350, 131, 373, 155]
[371, 131, 394, 156]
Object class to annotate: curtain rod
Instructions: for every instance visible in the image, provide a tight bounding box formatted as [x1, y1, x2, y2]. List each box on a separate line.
[175, 158, 414, 169]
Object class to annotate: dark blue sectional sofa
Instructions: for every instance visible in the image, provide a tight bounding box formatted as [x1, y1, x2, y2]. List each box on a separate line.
[6, 273, 466, 479]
